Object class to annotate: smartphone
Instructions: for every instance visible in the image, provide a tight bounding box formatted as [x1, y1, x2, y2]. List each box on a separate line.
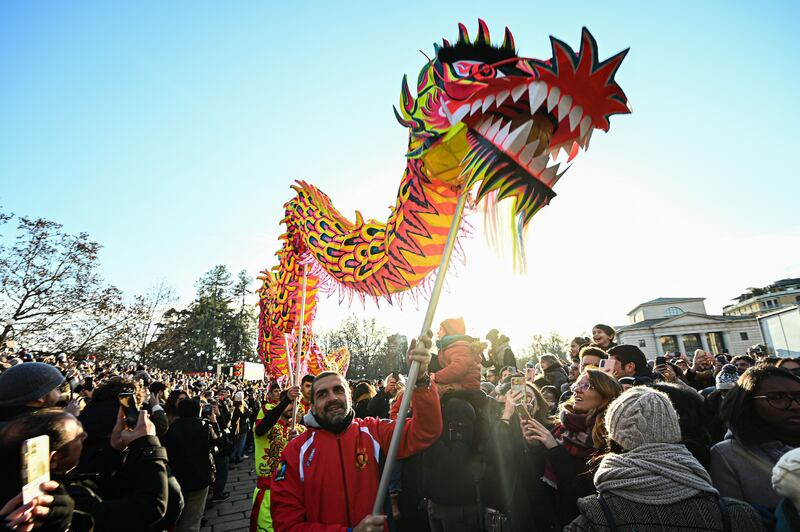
[21, 435, 50, 504]
[202, 403, 213, 416]
[118, 392, 139, 428]
[655, 356, 666, 366]
[85, 376, 94, 391]
[510, 376, 532, 420]
[510, 376, 526, 399]
[598, 359, 615, 374]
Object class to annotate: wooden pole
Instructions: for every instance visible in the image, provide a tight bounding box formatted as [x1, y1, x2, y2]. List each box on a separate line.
[290, 264, 308, 431]
[371, 190, 468, 515]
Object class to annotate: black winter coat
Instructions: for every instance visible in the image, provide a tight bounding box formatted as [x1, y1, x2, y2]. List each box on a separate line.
[65, 435, 171, 532]
[161, 417, 217, 492]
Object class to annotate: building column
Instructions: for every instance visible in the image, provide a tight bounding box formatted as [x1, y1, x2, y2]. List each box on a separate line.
[676, 335, 686, 356]
[700, 332, 710, 353]
[655, 335, 664, 356]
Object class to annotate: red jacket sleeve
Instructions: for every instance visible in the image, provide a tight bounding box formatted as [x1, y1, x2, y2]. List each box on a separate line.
[433, 343, 474, 385]
[270, 439, 349, 532]
[370, 383, 442, 459]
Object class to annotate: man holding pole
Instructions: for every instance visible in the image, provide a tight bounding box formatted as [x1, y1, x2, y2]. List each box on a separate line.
[270, 334, 441, 532]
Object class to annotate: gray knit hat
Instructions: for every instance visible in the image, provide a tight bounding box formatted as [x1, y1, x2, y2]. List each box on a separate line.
[0, 362, 65, 406]
[715, 364, 739, 390]
[605, 387, 681, 450]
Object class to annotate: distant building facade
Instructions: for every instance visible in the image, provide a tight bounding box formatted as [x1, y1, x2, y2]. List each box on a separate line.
[617, 297, 763, 359]
[758, 305, 800, 357]
[724, 278, 800, 317]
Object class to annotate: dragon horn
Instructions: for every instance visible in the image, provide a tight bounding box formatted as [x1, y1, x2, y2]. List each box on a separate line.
[476, 19, 490, 45]
[502, 27, 515, 51]
[457, 23, 469, 44]
[442, 38, 451, 47]
[400, 74, 415, 114]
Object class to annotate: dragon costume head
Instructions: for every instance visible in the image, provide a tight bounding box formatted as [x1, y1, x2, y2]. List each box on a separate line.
[396, 20, 630, 226]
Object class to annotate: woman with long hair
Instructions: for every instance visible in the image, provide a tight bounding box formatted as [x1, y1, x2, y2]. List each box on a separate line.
[535, 354, 569, 392]
[522, 368, 622, 525]
[484, 379, 560, 531]
[710, 365, 800, 509]
[230, 391, 252, 464]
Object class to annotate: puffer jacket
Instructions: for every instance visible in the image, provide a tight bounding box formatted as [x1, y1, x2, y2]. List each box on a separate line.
[434, 336, 482, 390]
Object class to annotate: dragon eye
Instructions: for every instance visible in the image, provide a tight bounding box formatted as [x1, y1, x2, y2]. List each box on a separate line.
[473, 64, 496, 80]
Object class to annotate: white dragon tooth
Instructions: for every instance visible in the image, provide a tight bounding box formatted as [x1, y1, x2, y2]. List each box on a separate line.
[528, 81, 547, 114]
[579, 115, 592, 138]
[494, 120, 512, 146]
[518, 140, 540, 165]
[583, 127, 593, 150]
[481, 94, 495, 113]
[450, 104, 470, 125]
[557, 94, 573, 122]
[546, 86, 560, 112]
[568, 105, 583, 132]
[541, 162, 560, 185]
[477, 116, 494, 135]
[485, 117, 503, 140]
[501, 119, 533, 155]
[495, 89, 510, 107]
[528, 153, 548, 174]
[471, 99, 483, 115]
[511, 84, 527, 102]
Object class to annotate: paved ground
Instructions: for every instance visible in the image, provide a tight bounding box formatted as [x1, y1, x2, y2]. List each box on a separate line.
[202, 458, 257, 532]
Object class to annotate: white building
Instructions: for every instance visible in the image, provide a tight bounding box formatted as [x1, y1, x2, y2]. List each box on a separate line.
[616, 297, 764, 360]
[758, 305, 800, 357]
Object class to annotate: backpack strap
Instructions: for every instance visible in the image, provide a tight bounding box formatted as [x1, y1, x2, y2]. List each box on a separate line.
[597, 494, 618, 532]
[716, 496, 732, 532]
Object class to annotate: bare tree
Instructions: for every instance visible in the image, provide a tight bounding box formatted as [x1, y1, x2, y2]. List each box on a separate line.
[0, 214, 127, 356]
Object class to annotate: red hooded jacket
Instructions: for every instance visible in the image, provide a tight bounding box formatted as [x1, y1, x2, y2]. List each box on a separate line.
[270, 382, 442, 531]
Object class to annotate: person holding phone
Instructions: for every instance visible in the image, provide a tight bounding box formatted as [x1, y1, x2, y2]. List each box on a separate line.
[482, 378, 559, 532]
[522, 369, 622, 526]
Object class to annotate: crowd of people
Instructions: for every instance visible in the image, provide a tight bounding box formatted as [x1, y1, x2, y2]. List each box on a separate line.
[1, 320, 799, 532]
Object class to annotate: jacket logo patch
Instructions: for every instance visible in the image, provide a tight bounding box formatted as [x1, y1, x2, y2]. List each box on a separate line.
[274, 460, 287, 481]
[305, 448, 316, 468]
[355, 447, 368, 470]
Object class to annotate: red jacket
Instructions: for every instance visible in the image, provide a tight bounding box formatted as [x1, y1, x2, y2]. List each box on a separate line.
[270, 383, 442, 531]
[434, 339, 482, 390]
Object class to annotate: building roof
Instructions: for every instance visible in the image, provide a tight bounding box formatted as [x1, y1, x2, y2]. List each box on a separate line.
[627, 297, 705, 316]
[617, 312, 755, 334]
[616, 318, 668, 332]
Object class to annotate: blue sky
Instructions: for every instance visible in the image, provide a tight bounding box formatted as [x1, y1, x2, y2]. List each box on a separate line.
[1, 1, 798, 346]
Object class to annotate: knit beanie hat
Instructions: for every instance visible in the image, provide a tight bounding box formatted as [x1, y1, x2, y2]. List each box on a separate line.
[0, 362, 65, 406]
[605, 387, 681, 450]
[715, 364, 739, 390]
[233, 391, 244, 402]
[440, 317, 466, 337]
[772, 448, 800, 507]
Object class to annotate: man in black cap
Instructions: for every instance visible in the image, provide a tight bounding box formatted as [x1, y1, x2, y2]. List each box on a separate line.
[0, 362, 66, 428]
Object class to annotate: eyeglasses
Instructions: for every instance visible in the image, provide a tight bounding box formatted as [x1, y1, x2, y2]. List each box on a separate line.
[752, 392, 800, 409]
[572, 382, 594, 393]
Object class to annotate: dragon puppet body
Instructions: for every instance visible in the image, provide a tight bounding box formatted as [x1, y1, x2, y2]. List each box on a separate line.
[258, 21, 630, 378]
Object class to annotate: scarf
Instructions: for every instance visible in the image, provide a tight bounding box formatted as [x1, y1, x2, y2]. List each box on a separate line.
[542, 408, 597, 487]
[594, 442, 718, 505]
[303, 409, 355, 434]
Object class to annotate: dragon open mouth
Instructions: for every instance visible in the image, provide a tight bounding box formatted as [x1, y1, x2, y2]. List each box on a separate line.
[453, 79, 593, 189]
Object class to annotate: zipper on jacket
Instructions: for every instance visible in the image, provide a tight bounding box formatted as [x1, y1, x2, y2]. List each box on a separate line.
[336, 436, 353, 525]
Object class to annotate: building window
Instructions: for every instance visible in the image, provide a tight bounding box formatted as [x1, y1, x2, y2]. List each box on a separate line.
[664, 306, 684, 317]
[682, 334, 702, 354]
[659, 335, 678, 354]
[740, 332, 749, 341]
[707, 332, 727, 355]
[639, 340, 646, 348]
